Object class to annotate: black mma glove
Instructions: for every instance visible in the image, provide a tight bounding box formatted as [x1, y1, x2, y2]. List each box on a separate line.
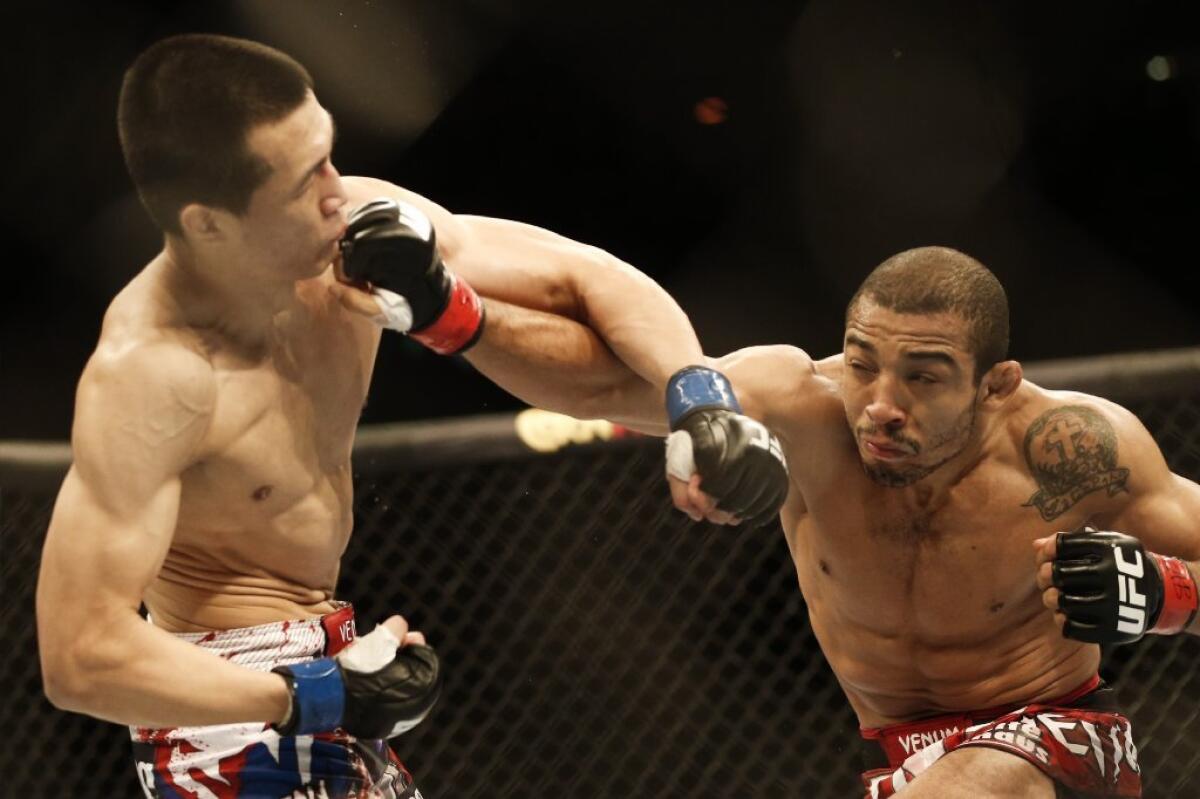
[339, 198, 485, 354]
[272, 624, 441, 739]
[664, 365, 789, 528]
[1052, 527, 1198, 645]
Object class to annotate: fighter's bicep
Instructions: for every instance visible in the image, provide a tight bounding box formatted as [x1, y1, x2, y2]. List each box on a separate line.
[1093, 402, 1200, 557]
[42, 344, 213, 616]
[1105, 473, 1200, 560]
[43, 466, 181, 606]
[36, 466, 183, 689]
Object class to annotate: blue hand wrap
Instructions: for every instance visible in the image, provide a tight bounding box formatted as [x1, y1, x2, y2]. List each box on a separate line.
[666, 366, 742, 430]
[284, 658, 346, 735]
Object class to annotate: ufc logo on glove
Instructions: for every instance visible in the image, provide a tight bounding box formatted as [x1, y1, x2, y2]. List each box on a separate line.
[1114, 547, 1148, 635]
[1052, 527, 1198, 644]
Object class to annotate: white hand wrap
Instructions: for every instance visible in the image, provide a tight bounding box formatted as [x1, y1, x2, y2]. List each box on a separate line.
[665, 430, 697, 482]
[370, 287, 415, 333]
[337, 624, 402, 673]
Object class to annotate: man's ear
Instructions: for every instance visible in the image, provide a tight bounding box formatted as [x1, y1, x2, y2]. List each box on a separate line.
[178, 203, 229, 244]
[979, 360, 1023, 408]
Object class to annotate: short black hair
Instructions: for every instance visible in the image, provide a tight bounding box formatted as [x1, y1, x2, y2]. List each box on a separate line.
[846, 246, 1010, 379]
[118, 34, 314, 235]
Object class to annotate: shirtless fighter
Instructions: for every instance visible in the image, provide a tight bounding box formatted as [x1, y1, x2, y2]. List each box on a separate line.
[34, 35, 786, 798]
[645, 247, 1197, 797]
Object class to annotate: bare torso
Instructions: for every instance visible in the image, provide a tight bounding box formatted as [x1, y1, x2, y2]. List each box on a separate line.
[105, 259, 379, 633]
[778, 360, 1101, 727]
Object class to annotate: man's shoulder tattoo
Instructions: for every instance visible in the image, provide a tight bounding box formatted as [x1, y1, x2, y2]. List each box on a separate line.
[1022, 404, 1131, 522]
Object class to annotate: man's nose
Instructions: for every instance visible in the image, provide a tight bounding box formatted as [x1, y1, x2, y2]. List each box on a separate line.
[320, 195, 347, 218]
[320, 164, 349, 218]
[865, 380, 907, 429]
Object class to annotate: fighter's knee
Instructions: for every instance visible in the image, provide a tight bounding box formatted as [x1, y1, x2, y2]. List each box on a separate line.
[901, 747, 1054, 798]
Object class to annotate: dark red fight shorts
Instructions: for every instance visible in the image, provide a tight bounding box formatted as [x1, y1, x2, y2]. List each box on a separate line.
[859, 676, 1142, 798]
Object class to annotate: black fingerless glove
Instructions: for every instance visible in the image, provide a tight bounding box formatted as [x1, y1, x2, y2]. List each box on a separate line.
[340, 198, 484, 354]
[274, 634, 441, 739]
[666, 366, 789, 528]
[1053, 528, 1198, 644]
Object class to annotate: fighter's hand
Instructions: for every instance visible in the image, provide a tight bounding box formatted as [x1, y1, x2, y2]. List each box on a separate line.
[337, 197, 484, 354]
[1034, 534, 1068, 633]
[1035, 527, 1197, 644]
[378, 613, 428, 648]
[328, 256, 406, 322]
[667, 472, 741, 525]
[273, 614, 441, 739]
[664, 366, 789, 528]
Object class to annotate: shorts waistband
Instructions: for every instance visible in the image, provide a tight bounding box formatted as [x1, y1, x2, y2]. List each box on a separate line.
[859, 674, 1102, 767]
[166, 601, 358, 671]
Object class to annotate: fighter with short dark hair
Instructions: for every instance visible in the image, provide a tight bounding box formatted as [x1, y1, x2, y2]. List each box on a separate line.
[626, 246, 1197, 798]
[35, 33, 787, 797]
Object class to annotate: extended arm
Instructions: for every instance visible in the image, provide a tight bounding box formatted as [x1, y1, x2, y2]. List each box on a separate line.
[338, 177, 696, 431]
[451, 214, 701, 399]
[333, 180, 792, 524]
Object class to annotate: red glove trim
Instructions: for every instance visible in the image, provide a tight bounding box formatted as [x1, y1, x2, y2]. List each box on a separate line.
[411, 274, 485, 355]
[1150, 553, 1199, 635]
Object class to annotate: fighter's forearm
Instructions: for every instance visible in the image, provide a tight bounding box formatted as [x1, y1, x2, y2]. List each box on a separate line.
[466, 299, 667, 433]
[351, 198, 706, 397]
[569, 255, 706, 392]
[44, 610, 289, 728]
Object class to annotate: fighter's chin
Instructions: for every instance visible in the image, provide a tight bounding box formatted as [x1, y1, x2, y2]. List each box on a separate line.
[307, 240, 341, 276]
[861, 457, 930, 488]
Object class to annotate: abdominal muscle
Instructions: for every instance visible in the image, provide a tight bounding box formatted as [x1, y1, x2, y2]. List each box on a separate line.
[144, 473, 353, 633]
[808, 593, 1101, 727]
[143, 557, 340, 633]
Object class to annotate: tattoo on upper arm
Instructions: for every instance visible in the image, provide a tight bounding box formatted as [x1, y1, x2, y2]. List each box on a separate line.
[1022, 405, 1130, 521]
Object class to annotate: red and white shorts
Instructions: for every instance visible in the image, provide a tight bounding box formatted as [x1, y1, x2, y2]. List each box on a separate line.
[131, 603, 423, 799]
[859, 676, 1141, 798]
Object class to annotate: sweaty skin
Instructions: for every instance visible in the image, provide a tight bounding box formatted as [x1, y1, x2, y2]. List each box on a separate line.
[139, 178, 683, 633]
[36, 91, 705, 727]
[83, 176, 638, 635]
[126, 264, 372, 632]
[657, 303, 1200, 729]
[775, 358, 1097, 726]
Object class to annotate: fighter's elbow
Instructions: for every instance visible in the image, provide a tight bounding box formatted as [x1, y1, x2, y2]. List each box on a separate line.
[39, 631, 121, 713]
[541, 274, 587, 322]
[552, 245, 630, 323]
[40, 650, 92, 712]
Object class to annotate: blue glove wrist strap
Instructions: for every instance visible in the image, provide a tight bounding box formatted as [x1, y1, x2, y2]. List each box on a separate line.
[284, 657, 346, 735]
[666, 366, 742, 429]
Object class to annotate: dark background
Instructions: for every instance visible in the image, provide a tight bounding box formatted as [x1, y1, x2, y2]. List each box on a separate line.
[5, 0, 1199, 440]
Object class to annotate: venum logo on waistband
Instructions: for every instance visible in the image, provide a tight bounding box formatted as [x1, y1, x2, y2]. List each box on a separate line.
[898, 727, 960, 755]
